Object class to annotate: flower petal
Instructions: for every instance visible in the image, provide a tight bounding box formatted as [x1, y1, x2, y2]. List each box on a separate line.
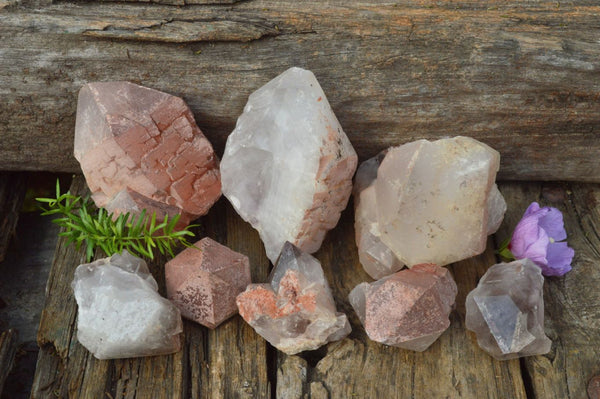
[543, 241, 575, 276]
[510, 216, 549, 266]
[538, 207, 567, 242]
[522, 202, 542, 217]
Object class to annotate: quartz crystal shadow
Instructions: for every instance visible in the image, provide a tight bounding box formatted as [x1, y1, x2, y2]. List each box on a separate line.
[165, 238, 251, 329]
[349, 264, 457, 351]
[465, 259, 551, 360]
[353, 136, 506, 273]
[74, 82, 221, 227]
[236, 242, 350, 355]
[220, 67, 358, 264]
[72, 251, 182, 360]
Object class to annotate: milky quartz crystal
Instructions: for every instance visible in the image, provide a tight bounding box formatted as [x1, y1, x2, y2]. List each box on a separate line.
[349, 264, 457, 351]
[220, 67, 358, 263]
[72, 251, 182, 360]
[354, 136, 506, 273]
[236, 242, 350, 354]
[74, 82, 221, 227]
[165, 238, 251, 329]
[465, 259, 551, 360]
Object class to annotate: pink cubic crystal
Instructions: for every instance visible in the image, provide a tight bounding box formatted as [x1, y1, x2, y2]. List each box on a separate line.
[165, 238, 251, 329]
[74, 82, 221, 227]
[349, 264, 457, 351]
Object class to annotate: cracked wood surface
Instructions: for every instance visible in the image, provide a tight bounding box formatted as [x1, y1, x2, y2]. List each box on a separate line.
[0, 172, 27, 262]
[2, 0, 600, 181]
[30, 177, 600, 398]
[0, 329, 18, 395]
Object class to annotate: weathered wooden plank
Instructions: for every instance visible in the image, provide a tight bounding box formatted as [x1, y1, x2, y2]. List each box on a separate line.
[496, 182, 600, 399]
[0, 329, 18, 395]
[276, 207, 528, 398]
[2, 1, 600, 181]
[0, 172, 27, 262]
[31, 175, 270, 398]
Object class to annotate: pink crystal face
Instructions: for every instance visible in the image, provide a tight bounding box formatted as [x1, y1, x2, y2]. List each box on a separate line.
[236, 242, 350, 354]
[349, 264, 457, 351]
[165, 238, 251, 329]
[74, 82, 221, 227]
[465, 259, 551, 360]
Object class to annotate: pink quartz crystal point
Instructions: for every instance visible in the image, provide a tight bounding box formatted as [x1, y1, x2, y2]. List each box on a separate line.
[349, 263, 457, 351]
[74, 82, 221, 227]
[165, 237, 251, 329]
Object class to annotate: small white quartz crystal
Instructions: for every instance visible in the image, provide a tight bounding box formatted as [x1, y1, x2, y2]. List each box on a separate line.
[220, 67, 358, 263]
[354, 136, 507, 272]
[72, 251, 182, 360]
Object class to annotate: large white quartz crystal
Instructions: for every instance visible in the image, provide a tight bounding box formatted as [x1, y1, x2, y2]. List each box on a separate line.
[354, 136, 506, 273]
[72, 251, 182, 360]
[220, 67, 358, 263]
[236, 242, 351, 355]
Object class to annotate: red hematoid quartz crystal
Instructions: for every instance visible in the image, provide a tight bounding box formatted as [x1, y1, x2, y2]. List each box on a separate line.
[74, 82, 221, 226]
[349, 263, 457, 351]
[165, 238, 251, 329]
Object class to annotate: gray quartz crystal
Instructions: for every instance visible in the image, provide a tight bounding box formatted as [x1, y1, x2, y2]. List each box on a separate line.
[236, 242, 350, 354]
[465, 259, 551, 360]
[220, 67, 358, 263]
[72, 251, 183, 360]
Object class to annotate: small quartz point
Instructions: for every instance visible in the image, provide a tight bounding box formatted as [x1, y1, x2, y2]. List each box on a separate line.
[353, 150, 404, 279]
[236, 242, 350, 355]
[165, 238, 252, 329]
[354, 136, 507, 272]
[72, 251, 182, 360]
[74, 82, 221, 227]
[221, 67, 358, 263]
[349, 264, 457, 351]
[465, 259, 551, 360]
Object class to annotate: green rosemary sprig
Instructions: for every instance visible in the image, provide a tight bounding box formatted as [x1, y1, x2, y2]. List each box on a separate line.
[36, 180, 198, 261]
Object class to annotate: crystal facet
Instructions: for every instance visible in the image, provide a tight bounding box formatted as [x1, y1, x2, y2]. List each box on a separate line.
[465, 259, 552, 360]
[74, 82, 221, 227]
[354, 137, 506, 273]
[72, 251, 182, 360]
[236, 242, 350, 354]
[349, 263, 457, 351]
[165, 238, 252, 329]
[220, 67, 358, 263]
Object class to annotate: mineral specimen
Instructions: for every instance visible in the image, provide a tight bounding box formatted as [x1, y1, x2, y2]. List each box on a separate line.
[354, 136, 506, 271]
[165, 237, 251, 329]
[74, 81, 221, 227]
[349, 263, 457, 351]
[72, 251, 182, 360]
[236, 242, 350, 354]
[220, 67, 358, 263]
[465, 259, 551, 360]
[353, 151, 404, 279]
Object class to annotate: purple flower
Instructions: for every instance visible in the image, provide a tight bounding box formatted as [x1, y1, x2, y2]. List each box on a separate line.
[509, 202, 574, 276]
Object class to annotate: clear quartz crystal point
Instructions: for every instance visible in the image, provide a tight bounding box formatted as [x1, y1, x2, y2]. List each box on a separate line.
[72, 251, 182, 360]
[236, 242, 350, 355]
[220, 67, 358, 263]
[353, 136, 506, 275]
[465, 259, 551, 360]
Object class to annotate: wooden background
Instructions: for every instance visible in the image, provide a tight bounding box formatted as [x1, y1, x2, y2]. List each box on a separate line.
[1, 0, 600, 181]
[1, 0, 600, 398]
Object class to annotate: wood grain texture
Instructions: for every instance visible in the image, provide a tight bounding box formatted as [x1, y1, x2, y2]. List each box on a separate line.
[2, 1, 600, 181]
[31, 176, 271, 398]
[276, 208, 528, 399]
[495, 182, 600, 399]
[0, 172, 27, 262]
[0, 329, 18, 395]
